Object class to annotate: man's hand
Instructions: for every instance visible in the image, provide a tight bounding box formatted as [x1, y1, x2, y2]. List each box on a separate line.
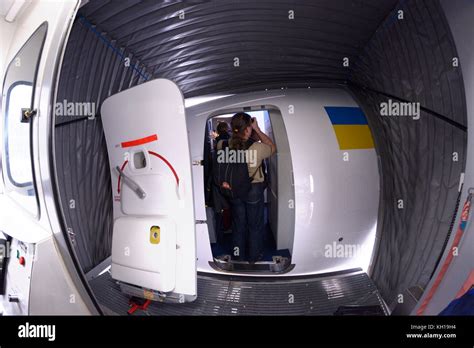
[251, 117, 261, 132]
[250, 129, 261, 141]
[250, 117, 276, 155]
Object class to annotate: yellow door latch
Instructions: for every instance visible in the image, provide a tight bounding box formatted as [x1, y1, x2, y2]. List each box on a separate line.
[150, 226, 160, 244]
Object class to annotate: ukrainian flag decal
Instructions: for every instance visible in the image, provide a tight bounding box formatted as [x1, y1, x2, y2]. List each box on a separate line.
[324, 106, 374, 150]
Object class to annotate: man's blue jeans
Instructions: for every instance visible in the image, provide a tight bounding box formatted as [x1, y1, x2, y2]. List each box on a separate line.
[230, 183, 265, 262]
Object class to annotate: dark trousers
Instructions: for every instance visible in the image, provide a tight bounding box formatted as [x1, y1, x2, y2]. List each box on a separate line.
[215, 211, 224, 245]
[230, 183, 265, 262]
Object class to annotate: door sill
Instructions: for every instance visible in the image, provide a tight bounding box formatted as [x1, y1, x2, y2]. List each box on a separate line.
[209, 255, 295, 274]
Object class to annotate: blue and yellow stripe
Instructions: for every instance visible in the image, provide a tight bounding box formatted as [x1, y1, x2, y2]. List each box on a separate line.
[324, 106, 374, 150]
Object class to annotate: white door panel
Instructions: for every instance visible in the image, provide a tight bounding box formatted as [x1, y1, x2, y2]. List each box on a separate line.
[192, 165, 207, 221]
[101, 79, 196, 298]
[111, 216, 176, 292]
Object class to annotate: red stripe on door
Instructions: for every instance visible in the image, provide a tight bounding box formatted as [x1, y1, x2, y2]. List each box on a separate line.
[121, 134, 158, 148]
[117, 160, 129, 193]
[148, 151, 179, 185]
[116, 152, 179, 195]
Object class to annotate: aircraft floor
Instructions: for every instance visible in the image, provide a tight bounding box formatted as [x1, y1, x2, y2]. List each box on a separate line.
[88, 270, 387, 315]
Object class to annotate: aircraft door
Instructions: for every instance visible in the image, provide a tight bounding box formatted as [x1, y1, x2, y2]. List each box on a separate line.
[101, 79, 197, 300]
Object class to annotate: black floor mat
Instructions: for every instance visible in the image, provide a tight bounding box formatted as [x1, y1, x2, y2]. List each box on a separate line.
[89, 270, 387, 316]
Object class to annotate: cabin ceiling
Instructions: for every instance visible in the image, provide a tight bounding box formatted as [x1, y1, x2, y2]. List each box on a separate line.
[79, 0, 398, 97]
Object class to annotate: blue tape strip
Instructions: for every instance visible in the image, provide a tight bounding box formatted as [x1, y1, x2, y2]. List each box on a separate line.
[324, 107, 368, 125]
[78, 15, 150, 81]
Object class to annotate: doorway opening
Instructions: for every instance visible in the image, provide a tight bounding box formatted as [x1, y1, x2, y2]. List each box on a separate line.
[203, 107, 295, 273]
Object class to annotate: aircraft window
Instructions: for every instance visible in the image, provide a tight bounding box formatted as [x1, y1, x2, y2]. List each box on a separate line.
[5, 83, 33, 185]
[2, 23, 48, 217]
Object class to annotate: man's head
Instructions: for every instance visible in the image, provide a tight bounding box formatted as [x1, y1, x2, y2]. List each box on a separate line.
[216, 121, 229, 136]
[231, 112, 252, 141]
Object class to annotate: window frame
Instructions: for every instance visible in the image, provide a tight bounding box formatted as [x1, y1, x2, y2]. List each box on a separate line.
[1, 22, 48, 218]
